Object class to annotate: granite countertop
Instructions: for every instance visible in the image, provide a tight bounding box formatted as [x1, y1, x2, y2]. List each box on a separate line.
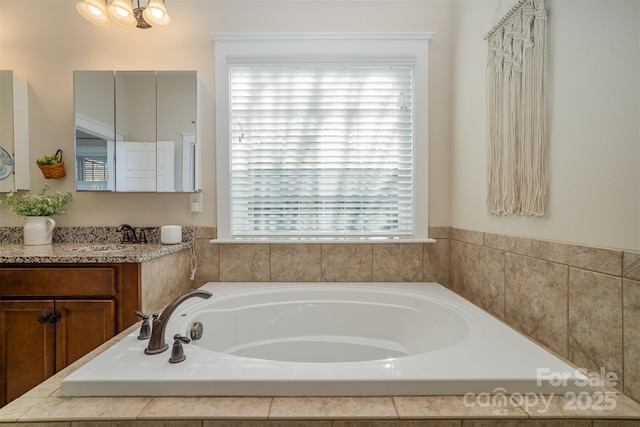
[0, 226, 194, 263]
[0, 242, 191, 264]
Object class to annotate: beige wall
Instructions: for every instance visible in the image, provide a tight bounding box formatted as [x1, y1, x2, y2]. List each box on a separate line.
[0, 0, 452, 230]
[2, 0, 639, 251]
[450, 0, 640, 250]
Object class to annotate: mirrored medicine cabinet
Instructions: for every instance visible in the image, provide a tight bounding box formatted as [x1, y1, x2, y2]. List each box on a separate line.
[0, 70, 30, 193]
[74, 70, 199, 192]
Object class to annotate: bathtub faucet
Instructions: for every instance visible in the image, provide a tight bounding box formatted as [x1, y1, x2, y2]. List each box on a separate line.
[144, 289, 212, 355]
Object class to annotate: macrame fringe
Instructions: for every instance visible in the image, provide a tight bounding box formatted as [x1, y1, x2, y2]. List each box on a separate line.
[486, 0, 547, 216]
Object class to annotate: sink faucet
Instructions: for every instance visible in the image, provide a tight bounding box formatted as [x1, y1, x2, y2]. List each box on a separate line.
[144, 289, 212, 355]
[116, 224, 137, 243]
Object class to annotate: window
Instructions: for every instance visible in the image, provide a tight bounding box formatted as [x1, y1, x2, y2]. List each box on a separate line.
[213, 33, 432, 241]
[76, 156, 108, 182]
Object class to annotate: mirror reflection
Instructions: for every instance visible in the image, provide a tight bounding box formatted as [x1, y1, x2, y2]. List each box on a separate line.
[0, 70, 29, 193]
[74, 70, 197, 192]
[0, 71, 16, 192]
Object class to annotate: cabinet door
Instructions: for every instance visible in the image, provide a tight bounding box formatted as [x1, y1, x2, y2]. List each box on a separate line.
[54, 299, 116, 371]
[0, 300, 55, 407]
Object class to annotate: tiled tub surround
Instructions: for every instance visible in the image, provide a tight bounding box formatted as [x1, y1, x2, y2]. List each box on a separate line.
[449, 228, 640, 406]
[139, 248, 195, 315]
[190, 228, 640, 401]
[3, 226, 640, 424]
[191, 226, 451, 285]
[189, 227, 640, 405]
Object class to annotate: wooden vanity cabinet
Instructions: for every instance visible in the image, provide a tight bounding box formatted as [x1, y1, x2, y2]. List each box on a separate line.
[0, 263, 141, 407]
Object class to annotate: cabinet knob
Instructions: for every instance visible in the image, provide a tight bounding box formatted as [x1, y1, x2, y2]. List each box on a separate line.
[38, 314, 60, 324]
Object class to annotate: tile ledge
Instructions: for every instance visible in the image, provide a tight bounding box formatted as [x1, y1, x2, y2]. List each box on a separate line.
[210, 238, 437, 244]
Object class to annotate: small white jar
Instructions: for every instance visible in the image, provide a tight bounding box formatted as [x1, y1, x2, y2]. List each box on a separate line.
[160, 225, 182, 244]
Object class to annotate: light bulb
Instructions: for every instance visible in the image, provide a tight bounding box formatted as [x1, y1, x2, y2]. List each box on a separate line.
[115, 6, 130, 17]
[88, 4, 102, 16]
[149, 7, 164, 19]
[142, 0, 172, 28]
[76, 0, 109, 26]
[107, 0, 137, 27]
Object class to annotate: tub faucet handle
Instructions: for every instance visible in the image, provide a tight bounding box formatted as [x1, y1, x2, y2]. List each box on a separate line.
[169, 334, 191, 363]
[135, 311, 151, 340]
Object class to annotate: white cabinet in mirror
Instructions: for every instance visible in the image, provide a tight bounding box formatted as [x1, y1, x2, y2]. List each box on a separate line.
[73, 70, 199, 193]
[0, 70, 30, 193]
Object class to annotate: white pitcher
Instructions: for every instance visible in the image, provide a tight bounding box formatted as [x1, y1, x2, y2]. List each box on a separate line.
[23, 216, 56, 245]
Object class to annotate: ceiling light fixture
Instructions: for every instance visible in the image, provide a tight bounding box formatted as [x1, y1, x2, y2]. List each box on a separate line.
[76, 0, 172, 29]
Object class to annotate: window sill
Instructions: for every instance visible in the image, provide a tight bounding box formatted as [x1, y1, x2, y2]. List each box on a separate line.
[209, 238, 437, 244]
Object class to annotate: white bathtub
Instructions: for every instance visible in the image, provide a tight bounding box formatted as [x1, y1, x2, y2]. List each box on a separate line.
[62, 282, 587, 396]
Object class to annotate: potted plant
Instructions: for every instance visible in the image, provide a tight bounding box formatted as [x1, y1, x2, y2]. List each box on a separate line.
[36, 149, 66, 179]
[1, 184, 73, 245]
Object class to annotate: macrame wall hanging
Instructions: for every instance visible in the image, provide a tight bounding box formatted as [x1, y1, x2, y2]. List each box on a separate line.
[485, 0, 548, 216]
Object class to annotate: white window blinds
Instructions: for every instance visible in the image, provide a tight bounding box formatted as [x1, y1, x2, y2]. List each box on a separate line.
[229, 65, 415, 239]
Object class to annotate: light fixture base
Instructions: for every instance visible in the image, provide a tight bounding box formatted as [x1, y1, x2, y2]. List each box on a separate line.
[133, 7, 152, 29]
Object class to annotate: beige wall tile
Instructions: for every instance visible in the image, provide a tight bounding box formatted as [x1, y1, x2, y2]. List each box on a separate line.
[484, 233, 533, 257]
[194, 240, 219, 285]
[205, 422, 331, 427]
[449, 240, 465, 297]
[141, 250, 195, 314]
[504, 253, 569, 357]
[321, 244, 372, 282]
[271, 244, 322, 282]
[532, 240, 622, 276]
[521, 392, 640, 419]
[594, 421, 640, 427]
[75, 422, 201, 427]
[423, 239, 450, 287]
[623, 279, 640, 402]
[195, 226, 217, 239]
[19, 397, 152, 422]
[463, 421, 589, 427]
[206, 422, 331, 427]
[219, 244, 270, 281]
[19, 369, 64, 399]
[428, 226, 450, 239]
[394, 395, 526, 418]
[450, 240, 505, 319]
[372, 244, 423, 282]
[568, 268, 623, 391]
[0, 397, 45, 423]
[451, 228, 484, 245]
[623, 251, 640, 280]
[5, 423, 71, 427]
[335, 421, 460, 427]
[269, 397, 397, 419]
[139, 397, 271, 419]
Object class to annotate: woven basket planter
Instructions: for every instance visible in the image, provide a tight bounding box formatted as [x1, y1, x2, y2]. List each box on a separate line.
[37, 149, 66, 179]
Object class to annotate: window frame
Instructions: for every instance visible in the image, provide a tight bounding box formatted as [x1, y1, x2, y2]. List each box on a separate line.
[212, 32, 432, 242]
